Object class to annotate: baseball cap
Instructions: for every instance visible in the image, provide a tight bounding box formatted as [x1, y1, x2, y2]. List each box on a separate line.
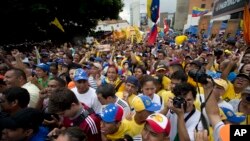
[190, 60, 203, 68]
[236, 73, 250, 81]
[214, 78, 228, 91]
[116, 55, 123, 59]
[74, 68, 88, 81]
[132, 95, 161, 112]
[185, 55, 192, 60]
[100, 103, 123, 123]
[35, 63, 50, 72]
[242, 86, 250, 94]
[94, 57, 103, 63]
[0, 108, 43, 129]
[220, 107, 246, 123]
[156, 64, 167, 72]
[146, 113, 171, 135]
[92, 62, 102, 70]
[40, 52, 49, 58]
[126, 76, 140, 88]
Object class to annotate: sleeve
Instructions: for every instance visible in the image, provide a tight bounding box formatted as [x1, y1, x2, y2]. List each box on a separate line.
[213, 121, 225, 141]
[93, 95, 102, 114]
[123, 104, 131, 119]
[27, 86, 40, 108]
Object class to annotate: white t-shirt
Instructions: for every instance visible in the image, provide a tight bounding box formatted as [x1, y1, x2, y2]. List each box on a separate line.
[22, 82, 40, 108]
[167, 109, 204, 141]
[71, 87, 102, 114]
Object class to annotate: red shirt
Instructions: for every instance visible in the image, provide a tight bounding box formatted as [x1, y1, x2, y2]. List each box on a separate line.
[62, 104, 101, 141]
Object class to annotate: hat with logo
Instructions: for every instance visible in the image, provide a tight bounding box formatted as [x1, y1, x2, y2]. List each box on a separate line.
[146, 113, 171, 135]
[126, 76, 140, 88]
[74, 68, 88, 81]
[220, 107, 246, 123]
[35, 63, 50, 72]
[132, 95, 161, 112]
[214, 78, 228, 91]
[156, 64, 167, 72]
[0, 108, 43, 130]
[100, 103, 123, 123]
[236, 73, 250, 82]
[92, 62, 102, 70]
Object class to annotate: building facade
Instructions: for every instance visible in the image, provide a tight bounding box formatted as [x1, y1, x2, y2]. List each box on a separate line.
[174, 0, 190, 30]
[212, 0, 250, 20]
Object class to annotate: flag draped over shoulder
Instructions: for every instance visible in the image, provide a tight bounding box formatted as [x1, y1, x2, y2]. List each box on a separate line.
[148, 24, 158, 45]
[243, 3, 250, 44]
[50, 17, 65, 32]
[147, 0, 160, 23]
[192, 7, 208, 17]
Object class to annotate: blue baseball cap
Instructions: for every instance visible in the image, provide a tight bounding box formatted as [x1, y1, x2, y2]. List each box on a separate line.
[35, 63, 50, 72]
[132, 95, 161, 112]
[100, 103, 124, 123]
[74, 68, 88, 81]
[126, 76, 140, 88]
[94, 57, 103, 63]
[221, 107, 246, 123]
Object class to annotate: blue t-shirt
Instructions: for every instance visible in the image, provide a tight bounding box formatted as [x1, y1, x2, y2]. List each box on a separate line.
[30, 126, 49, 141]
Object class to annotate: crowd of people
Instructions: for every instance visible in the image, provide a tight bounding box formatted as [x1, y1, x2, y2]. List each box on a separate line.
[0, 33, 250, 141]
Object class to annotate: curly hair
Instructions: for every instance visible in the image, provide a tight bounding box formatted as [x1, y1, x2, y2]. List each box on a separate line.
[172, 82, 197, 98]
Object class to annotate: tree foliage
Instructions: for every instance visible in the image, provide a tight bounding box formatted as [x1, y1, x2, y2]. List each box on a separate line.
[0, 0, 123, 44]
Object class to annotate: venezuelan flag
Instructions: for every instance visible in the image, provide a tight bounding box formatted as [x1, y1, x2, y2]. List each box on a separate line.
[192, 7, 208, 17]
[148, 24, 158, 45]
[147, 0, 160, 23]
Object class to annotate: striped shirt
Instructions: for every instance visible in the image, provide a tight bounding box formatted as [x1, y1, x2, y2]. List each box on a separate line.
[115, 97, 131, 119]
[62, 104, 101, 141]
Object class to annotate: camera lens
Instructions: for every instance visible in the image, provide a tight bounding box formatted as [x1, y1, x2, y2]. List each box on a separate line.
[246, 95, 250, 102]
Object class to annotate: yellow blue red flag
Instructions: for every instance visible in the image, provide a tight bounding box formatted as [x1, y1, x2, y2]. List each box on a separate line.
[147, 0, 160, 23]
[192, 7, 208, 17]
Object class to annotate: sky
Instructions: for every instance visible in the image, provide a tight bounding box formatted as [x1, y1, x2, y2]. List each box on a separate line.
[119, 0, 176, 23]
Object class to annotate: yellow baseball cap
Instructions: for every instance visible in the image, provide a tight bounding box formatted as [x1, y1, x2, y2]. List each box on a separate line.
[214, 78, 228, 91]
[132, 95, 161, 112]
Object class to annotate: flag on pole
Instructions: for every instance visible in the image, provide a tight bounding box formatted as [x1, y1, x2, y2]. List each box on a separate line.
[148, 24, 158, 45]
[164, 18, 169, 33]
[147, 0, 160, 23]
[34, 46, 41, 64]
[243, 3, 250, 44]
[50, 17, 65, 32]
[192, 7, 208, 17]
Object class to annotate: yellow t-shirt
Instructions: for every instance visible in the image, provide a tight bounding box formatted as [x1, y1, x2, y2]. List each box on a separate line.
[152, 74, 171, 90]
[222, 81, 241, 102]
[123, 116, 145, 137]
[106, 116, 145, 140]
[116, 92, 136, 107]
[157, 90, 175, 105]
[162, 76, 171, 90]
[106, 121, 130, 140]
[187, 76, 202, 87]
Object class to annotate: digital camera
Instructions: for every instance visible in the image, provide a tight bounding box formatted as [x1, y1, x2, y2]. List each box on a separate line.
[173, 96, 187, 110]
[188, 69, 209, 84]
